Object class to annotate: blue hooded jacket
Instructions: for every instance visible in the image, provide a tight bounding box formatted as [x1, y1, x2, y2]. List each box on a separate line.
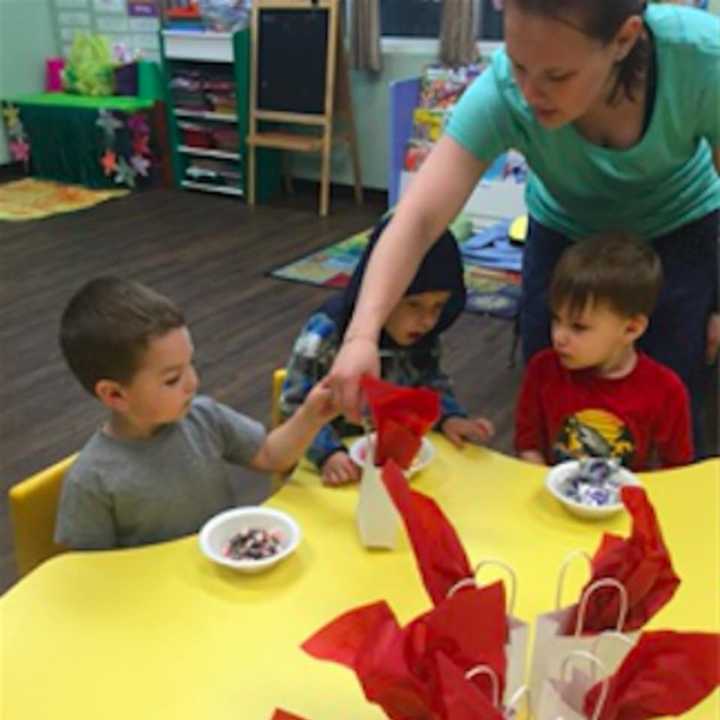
[281, 217, 469, 468]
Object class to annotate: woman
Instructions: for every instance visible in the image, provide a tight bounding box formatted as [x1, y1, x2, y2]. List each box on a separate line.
[329, 0, 720, 454]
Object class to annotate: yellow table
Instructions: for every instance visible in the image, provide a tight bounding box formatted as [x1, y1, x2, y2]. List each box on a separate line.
[2, 441, 718, 719]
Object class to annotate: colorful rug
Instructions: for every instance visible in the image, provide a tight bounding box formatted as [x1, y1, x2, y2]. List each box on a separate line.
[269, 223, 522, 320]
[0, 178, 128, 222]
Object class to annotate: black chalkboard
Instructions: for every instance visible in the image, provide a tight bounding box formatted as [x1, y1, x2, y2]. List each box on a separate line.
[257, 8, 329, 115]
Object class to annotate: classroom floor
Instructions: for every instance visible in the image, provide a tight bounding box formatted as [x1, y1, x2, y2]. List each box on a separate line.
[1, 179, 716, 594]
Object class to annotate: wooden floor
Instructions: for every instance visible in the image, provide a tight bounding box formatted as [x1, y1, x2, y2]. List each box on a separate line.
[1, 181, 716, 595]
[0, 182, 527, 593]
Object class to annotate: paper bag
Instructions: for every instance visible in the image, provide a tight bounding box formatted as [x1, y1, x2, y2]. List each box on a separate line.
[355, 440, 399, 549]
[529, 555, 637, 715]
[535, 650, 610, 720]
[449, 559, 529, 707]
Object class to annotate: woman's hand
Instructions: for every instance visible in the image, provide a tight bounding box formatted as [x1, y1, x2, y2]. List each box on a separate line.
[706, 312, 720, 364]
[327, 336, 380, 422]
[322, 451, 362, 487]
[441, 416, 495, 449]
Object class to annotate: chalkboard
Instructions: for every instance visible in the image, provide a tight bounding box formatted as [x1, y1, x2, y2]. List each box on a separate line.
[257, 8, 329, 115]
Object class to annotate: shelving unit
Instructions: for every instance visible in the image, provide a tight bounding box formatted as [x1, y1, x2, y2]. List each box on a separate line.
[159, 29, 279, 201]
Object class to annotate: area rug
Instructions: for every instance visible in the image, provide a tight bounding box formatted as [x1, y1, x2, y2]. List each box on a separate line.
[269, 222, 522, 320]
[0, 178, 128, 222]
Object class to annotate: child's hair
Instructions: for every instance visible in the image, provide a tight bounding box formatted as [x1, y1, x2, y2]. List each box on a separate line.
[506, 0, 649, 103]
[549, 233, 662, 319]
[60, 276, 185, 396]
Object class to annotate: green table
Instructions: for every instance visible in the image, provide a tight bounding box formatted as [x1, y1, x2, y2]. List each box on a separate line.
[2, 92, 167, 189]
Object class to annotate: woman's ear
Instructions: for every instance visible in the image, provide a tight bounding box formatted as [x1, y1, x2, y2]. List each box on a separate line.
[614, 15, 644, 62]
[624, 314, 648, 343]
[95, 379, 128, 412]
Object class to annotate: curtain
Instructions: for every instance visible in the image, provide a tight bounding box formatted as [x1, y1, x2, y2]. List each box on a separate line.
[439, 0, 477, 66]
[350, 0, 382, 72]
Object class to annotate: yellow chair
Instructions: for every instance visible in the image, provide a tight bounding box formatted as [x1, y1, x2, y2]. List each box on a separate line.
[509, 214, 528, 244]
[271, 368, 287, 429]
[8, 453, 77, 577]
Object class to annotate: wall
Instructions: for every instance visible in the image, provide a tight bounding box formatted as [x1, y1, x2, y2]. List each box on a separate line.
[0, 0, 58, 164]
[51, 0, 161, 63]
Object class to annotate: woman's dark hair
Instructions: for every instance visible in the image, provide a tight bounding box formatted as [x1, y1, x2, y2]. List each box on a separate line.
[507, 0, 649, 103]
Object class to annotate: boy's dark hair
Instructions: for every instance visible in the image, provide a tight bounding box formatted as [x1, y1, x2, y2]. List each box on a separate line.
[550, 233, 662, 319]
[59, 276, 185, 396]
[507, 0, 649, 104]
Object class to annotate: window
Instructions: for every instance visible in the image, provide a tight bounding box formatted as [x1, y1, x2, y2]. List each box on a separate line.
[379, 0, 503, 41]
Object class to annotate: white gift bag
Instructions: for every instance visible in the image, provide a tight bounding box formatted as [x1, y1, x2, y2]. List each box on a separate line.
[464, 664, 529, 718]
[355, 433, 399, 549]
[535, 650, 611, 720]
[528, 552, 638, 715]
[448, 559, 530, 707]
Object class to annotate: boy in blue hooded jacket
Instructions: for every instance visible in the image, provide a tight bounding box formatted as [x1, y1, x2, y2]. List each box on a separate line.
[281, 218, 495, 486]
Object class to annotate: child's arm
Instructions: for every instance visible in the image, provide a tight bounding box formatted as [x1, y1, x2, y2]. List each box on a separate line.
[250, 380, 339, 473]
[305, 424, 349, 470]
[654, 372, 694, 468]
[514, 357, 548, 464]
[280, 323, 347, 469]
[518, 450, 546, 465]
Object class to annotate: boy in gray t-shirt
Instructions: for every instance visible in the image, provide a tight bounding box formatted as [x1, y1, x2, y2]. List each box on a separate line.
[55, 276, 338, 550]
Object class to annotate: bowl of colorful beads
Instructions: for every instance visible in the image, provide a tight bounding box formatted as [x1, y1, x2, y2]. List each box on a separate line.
[199, 507, 301, 572]
[348, 433, 435, 478]
[545, 457, 641, 520]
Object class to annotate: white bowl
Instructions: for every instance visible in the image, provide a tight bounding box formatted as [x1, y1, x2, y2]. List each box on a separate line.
[198, 507, 301, 572]
[545, 460, 642, 520]
[348, 434, 435, 477]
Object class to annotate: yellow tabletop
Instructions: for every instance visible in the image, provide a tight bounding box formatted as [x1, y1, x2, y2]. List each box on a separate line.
[2, 441, 718, 719]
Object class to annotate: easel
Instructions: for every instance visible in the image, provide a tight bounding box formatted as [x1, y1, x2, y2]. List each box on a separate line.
[246, 0, 363, 217]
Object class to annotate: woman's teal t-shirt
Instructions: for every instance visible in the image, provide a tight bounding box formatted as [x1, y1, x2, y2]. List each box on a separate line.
[446, 4, 720, 240]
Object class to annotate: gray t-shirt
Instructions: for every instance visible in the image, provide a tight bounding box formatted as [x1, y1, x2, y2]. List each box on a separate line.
[55, 395, 266, 550]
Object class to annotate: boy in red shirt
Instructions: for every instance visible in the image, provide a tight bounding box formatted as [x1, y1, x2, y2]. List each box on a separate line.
[515, 234, 693, 470]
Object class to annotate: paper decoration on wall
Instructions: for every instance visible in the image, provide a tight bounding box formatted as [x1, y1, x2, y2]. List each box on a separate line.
[127, 0, 158, 17]
[93, 0, 126, 12]
[96, 108, 152, 188]
[128, 17, 159, 31]
[56, 0, 89, 8]
[96, 16, 129, 32]
[58, 11, 92, 26]
[2, 104, 31, 170]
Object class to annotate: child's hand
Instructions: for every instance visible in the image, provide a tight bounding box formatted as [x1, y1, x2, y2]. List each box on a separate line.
[519, 449, 546, 465]
[303, 379, 340, 425]
[322, 451, 362, 487]
[442, 416, 495, 449]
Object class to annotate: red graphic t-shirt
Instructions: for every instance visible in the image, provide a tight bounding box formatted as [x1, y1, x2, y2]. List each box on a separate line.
[514, 349, 693, 470]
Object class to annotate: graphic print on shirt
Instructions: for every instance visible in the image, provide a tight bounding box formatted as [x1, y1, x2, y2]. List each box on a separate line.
[552, 408, 635, 466]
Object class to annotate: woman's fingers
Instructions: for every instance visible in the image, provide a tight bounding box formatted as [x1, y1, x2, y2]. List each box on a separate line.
[327, 338, 380, 421]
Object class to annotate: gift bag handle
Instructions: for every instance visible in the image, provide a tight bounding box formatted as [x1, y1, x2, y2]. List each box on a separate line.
[504, 685, 529, 718]
[465, 664, 500, 708]
[446, 558, 518, 616]
[574, 578, 629, 637]
[560, 650, 610, 720]
[555, 550, 592, 610]
[590, 630, 634, 673]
